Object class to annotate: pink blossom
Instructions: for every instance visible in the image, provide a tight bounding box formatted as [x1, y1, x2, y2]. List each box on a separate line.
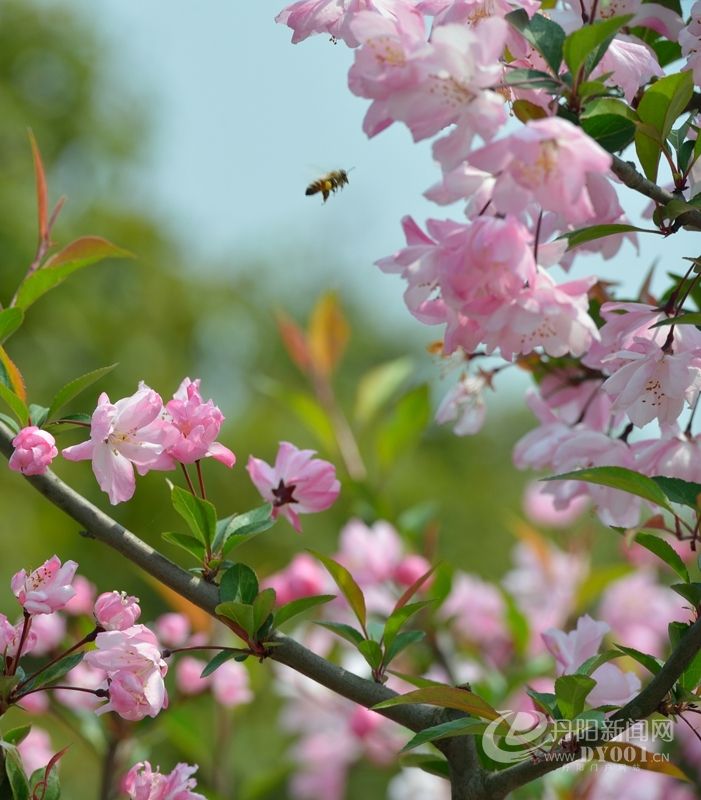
[17, 727, 53, 776]
[542, 615, 609, 675]
[123, 761, 205, 800]
[62, 383, 177, 504]
[175, 657, 210, 696]
[17, 691, 49, 714]
[8, 426, 57, 476]
[12, 556, 78, 615]
[211, 660, 253, 707]
[681, 2, 701, 84]
[602, 341, 701, 427]
[247, 442, 340, 532]
[598, 571, 688, 657]
[336, 519, 403, 585]
[559, 0, 682, 39]
[592, 36, 663, 102]
[161, 377, 235, 468]
[479, 271, 599, 361]
[94, 591, 141, 631]
[0, 614, 37, 659]
[547, 430, 642, 528]
[28, 612, 66, 656]
[63, 575, 96, 616]
[85, 624, 168, 721]
[522, 481, 589, 529]
[393, 554, 432, 587]
[587, 662, 641, 708]
[633, 428, 701, 483]
[436, 375, 487, 436]
[263, 553, 330, 606]
[154, 613, 191, 648]
[54, 661, 106, 711]
[439, 572, 511, 665]
[467, 118, 612, 226]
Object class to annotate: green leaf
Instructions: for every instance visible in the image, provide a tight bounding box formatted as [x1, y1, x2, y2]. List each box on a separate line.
[314, 621, 365, 647]
[581, 113, 636, 152]
[0, 414, 19, 434]
[670, 583, 701, 609]
[0, 309, 23, 345]
[401, 717, 492, 753]
[0, 383, 29, 427]
[373, 685, 500, 721]
[3, 745, 29, 800]
[650, 312, 701, 329]
[273, 594, 335, 629]
[308, 550, 366, 631]
[13, 237, 132, 311]
[526, 688, 560, 719]
[544, 466, 672, 510]
[285, 391, 336, 452]
[200, 650, 241, 678]
[27, 405, 48, 428]
[383, 601, 433, 652]
[213, 504, 274, 555]
[219, 564, 259, 604]
[2, 728, 30, 747]
[384, 630, 425, 665]
[386, 670, 444, 689]
[354, 356, 413, 426]
[215, 601, 255, 637]
[376, 384, 430, 468]
[669, 622, 701, 692]
[501, 589, 530, 658]
[170, 486, 216, 548]
[19, 653, 83, 693]
[503, 68, 562, 91]
[563, 15, 633, 79]
[505, 10, 565, 75]
[615, 644, 662, 675]
[161, 531, 205, 562]
[252, 588, 276, 636]
[652, 475, 701, 508]
[575, 649, 621, 676]
[636, 71, 694, 181]
[554, 674, 596, 718]
[358, 639, 383, 669]
[47, 364, 117, 421]
[29, 765, 60, 800]
[398, 753, 450, 779]
[633, 532, 689, 583]
[561, 223, 655, 250]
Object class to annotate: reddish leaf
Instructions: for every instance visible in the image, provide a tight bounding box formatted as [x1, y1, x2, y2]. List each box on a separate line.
[0, 347, 27, 403]
[276, 311, 311, 373]
[308, 292, 349, 377]
[596, 741, 689, 781]
[28, 130, 48, 242]
[392, 564, 438, 614]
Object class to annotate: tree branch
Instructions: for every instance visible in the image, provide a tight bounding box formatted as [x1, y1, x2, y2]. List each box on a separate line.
[610, 155, 701, 229]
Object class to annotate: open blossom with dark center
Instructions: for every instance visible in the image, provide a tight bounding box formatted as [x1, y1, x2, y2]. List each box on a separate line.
[8, 426, 57, 476]
[12, 555, 78, 615]
[247, 442, 340, 532]
[123, 761, 205, 800]
[62, 383, 177, 505]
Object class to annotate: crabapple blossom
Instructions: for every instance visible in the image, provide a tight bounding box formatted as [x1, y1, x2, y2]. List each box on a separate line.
[467, 118, 613, 226]
[54, 662, 106, 711]
[123, 761, 205, 800]
[94, 590, 141, 631]
[0, 613, 37, 659]
[632, 428, 701, 483]
[558, 0, 682, 38]
[17, 727, 53, 776]
[263, 553, 330, 606]
[62, 383, 177, 504]
[602, 341, 701, 427]
[247, 441, 340, 532]
[12, 556, 78, 615]
[85, 624, 168, 721]
[522, 481, 589, 528]
[8, 426, 57, 476]
[28, 612, 66, 656]
[211, 659, 253, 707]
[63, 575, 96, 615]
[393, 553, 432, 586]
[160, 377, 235, 468]
[592, 35, 663, 102]
[154, 613, 191, 648]
[175, 657, 210, 696]
[681, 2, 701, 85]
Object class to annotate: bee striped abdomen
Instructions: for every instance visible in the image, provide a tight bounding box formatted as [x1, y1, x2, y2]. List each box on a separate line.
[305, 169, 349, 203]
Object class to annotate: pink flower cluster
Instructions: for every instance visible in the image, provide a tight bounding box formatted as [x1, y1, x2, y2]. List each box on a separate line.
[123, 761, 205, 800]
[62, 377, 234, 505]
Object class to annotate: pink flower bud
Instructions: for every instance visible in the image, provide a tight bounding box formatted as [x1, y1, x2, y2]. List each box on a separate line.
[154, 613, 191, 648]
[9, 426, 57, 476]
[94, 591, 141, 631]
[211, 660, 253, 708]
[175, 657, 210, 696]
[12, 556, 78, 615]
[64, 575, 97, 616]
[393, 555, 432, 588]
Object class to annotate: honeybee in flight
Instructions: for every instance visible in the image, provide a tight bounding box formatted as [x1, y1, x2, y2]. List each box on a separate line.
[305, 169, 350, 203]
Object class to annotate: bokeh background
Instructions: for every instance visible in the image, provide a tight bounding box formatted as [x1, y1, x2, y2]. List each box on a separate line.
[0, 1, 680, 797]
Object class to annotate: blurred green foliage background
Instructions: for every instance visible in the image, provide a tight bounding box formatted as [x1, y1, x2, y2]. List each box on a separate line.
[0, 2, 551, 797]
